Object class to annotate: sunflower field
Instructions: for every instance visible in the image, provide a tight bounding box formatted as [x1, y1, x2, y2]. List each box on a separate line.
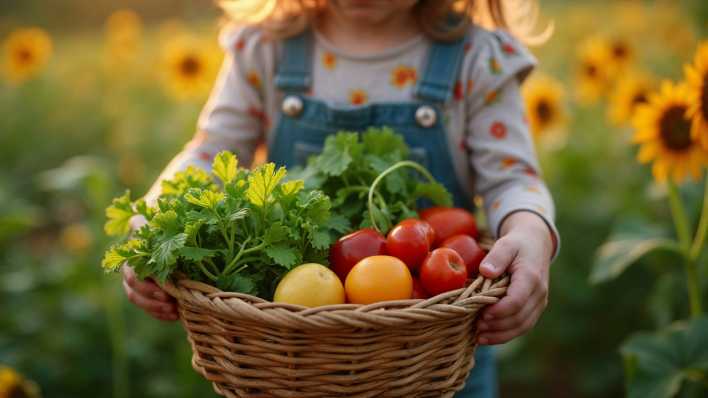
[1, 1, 707, 397]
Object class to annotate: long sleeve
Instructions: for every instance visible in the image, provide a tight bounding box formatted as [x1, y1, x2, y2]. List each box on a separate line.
[464, 29, 560, 259]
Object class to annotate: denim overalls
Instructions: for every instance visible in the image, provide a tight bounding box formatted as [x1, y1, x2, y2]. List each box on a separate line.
[267, 30, 498, 398]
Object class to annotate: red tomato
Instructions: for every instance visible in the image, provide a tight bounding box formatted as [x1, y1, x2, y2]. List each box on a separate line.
[411, 278, 430, 299]
[386, 219, 433, 271]
[420, 248, 468, 295]
[420, 207, 479, 245]
[440, 235, 485, 276]
[329, 228, 387, 281]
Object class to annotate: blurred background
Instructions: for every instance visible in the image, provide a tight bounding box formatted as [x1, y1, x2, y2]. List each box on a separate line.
[1, 0, 707, 397]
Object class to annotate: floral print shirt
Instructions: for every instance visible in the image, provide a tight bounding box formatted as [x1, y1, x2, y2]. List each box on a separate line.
[147, 23, 560, 256]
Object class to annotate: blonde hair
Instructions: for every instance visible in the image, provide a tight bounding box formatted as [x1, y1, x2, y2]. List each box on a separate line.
[220, 0, 551, 45]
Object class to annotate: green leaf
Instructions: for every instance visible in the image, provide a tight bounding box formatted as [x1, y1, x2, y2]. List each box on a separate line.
[315, 133, 359, 176]
[102, 245, 128, 272]
[151, 233, 187, 269]
[281, 179, 304, 196]
[228, 208, 249, 222]
[265, 244, 298, 268]
[179, 246, 217, 262]
[104, 190, 134, 236]
[264, 223, 289, 244]
[216, 273, 257, 295]
[161, 166, 215, 196]
[184, 189, 225, 210]
[621, 318, 708, 398]
[150, 210, 181, 235]
[590, 220, 679, 284]
[413, 182, 453, 207]
[310, 229, 331, 250]
[362, 127, 409, 158]
[325, 214, 350, 233]
[212, 151, 238, 184]
[247, 163, 287, 207]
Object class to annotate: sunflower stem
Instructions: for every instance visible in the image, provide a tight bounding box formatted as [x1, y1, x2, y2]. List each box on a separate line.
[684, 257, 703, 318]
[667, 180, 703, 318]
[689, 175, 708, 261]
[667, 181, 692, 253]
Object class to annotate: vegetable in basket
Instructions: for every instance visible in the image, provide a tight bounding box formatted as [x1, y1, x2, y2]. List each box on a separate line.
[102, 152, 347, 299]
[290, 127, 453, 234]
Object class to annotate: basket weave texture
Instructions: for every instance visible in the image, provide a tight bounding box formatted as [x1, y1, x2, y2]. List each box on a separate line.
[163, 273, 508, 398]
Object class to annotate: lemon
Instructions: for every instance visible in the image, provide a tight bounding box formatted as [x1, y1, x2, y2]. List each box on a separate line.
[274, 263, 345, 307]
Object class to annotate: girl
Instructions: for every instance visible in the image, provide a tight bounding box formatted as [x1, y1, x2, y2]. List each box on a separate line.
[121, 1, 560, 396]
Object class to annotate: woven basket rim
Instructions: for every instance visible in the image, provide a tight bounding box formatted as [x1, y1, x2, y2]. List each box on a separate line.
[162, 274, 508, 331]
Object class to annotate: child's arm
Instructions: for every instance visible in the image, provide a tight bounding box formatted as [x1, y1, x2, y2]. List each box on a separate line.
[463, 30, 560, 344]
[123, 26, 270, 320]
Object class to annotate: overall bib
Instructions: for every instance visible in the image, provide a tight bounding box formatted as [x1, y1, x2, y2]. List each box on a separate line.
[267, 31, 498, 398]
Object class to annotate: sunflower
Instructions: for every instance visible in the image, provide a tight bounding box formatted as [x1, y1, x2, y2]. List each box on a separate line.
[575, 37, 612, 105]
[608, 73, 654, 126]
[105, 9, 142, 63]
[162, 36, 218, 100]
[685, 41, 708, 150]
[633, 82, 708, 184]
[522, 74, 565, 138]
[0, 366, 40, 398]
[2, 27, 52, 83]
[607, 37, 634, 73]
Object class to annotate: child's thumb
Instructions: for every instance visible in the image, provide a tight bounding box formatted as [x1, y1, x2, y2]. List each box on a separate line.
[479, 239, 515, 279]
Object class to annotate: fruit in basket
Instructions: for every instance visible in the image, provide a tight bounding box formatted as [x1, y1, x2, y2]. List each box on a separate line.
[273, 263, 345, 307]
[411, 278, 430, 299]
[420, 207, 479, 244]
[345, 255, 413, 304]
[440, 234, 485, 276]
[386, 219, 433, 271]
[330, 228, 387, 281]
[419, 248, 468, 295]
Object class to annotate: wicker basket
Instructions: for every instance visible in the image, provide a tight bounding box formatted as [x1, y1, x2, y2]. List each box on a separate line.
[162, 271, 508, 398]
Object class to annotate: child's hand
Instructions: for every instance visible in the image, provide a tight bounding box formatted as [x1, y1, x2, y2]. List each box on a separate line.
[122, 265, 179, 321]
[121, 214, 179, 322]
[476, 211, 555, 345]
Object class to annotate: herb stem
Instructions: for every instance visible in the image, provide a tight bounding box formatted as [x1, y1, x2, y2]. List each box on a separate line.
[368, 160, 438, 233]
[197, 262, 218, 281]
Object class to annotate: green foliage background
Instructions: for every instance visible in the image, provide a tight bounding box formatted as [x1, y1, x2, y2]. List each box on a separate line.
[0, 1, 706, 397]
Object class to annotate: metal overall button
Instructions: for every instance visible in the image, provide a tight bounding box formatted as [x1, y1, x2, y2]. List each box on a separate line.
[282, 95, 303, 117]
[415, 105, 437, 128]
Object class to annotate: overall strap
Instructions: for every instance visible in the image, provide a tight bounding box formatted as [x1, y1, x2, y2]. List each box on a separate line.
[415, 37, 467, 103]
[275, 30, 313, 93]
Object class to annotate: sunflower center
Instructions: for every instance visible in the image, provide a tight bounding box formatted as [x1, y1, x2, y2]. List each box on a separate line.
[535, 99, 553, 125]
[612, 42, 628, 60]
[631, 92, 648, 108]
[14, 47, 34, 64]
[179, 55, 201, 77]
[583, 62, 598, 79]
[659, 106, 693, 152]
[701, 73, 708, 120]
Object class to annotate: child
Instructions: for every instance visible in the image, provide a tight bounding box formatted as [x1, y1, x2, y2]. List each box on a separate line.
[121, 1, 560, 396]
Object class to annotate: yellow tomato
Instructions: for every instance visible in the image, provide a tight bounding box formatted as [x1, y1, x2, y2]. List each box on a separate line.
[274, 263, 345, 307]
[345, 255, 413, 305]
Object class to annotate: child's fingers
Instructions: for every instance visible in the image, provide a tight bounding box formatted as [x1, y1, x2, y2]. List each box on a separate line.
[483, 268, 536, 319]
[477, 306, 541, 345]
[123, 265, 171, 302]
[148, 310, 179, 322]
[479, 237, 519, 278]
[123, 279, 175, 314]
[477, 291, 542, 332]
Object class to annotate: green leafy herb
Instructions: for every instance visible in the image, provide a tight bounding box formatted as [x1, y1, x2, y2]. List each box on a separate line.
[290, 127, 452, 234]
[102, 151, 336, 299]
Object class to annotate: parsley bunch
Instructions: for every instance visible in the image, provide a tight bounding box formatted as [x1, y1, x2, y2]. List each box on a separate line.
[102, 152, 346, 299]
[292, 128, 452, 234]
